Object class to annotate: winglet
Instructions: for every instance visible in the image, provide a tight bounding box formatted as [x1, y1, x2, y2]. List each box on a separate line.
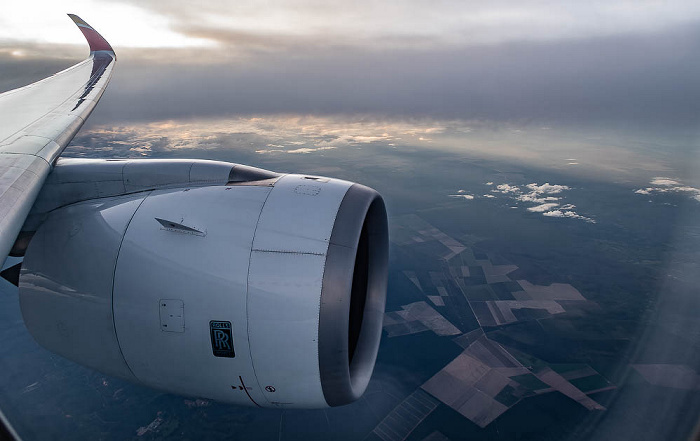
[67, 14, 115, 55]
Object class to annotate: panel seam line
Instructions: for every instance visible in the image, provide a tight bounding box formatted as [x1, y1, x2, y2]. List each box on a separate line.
[109, 192, 150, 382]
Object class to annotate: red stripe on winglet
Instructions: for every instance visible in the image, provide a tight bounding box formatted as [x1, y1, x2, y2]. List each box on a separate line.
[77, 26, 113, 52]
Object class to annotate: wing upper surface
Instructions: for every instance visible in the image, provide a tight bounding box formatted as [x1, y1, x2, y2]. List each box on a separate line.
[0, 15, 116, 265]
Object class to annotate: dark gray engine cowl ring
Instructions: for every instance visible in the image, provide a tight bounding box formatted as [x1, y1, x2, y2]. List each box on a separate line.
[318, 184, 389, 406]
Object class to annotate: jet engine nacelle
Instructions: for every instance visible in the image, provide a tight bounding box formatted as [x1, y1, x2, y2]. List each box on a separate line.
[18, 170, 388, 409]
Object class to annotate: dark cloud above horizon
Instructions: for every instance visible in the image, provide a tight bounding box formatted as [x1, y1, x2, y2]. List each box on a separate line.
[1, 4, 700, 130]
[84, 24, 700, 129]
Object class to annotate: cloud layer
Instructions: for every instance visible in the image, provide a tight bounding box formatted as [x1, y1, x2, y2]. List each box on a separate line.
[65, 115, 441, 158]
[25, 0, 700, 50]
[3, 13, 700, 132]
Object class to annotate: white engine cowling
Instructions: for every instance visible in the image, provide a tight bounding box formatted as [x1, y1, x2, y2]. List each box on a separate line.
[18, 173, 388, 408]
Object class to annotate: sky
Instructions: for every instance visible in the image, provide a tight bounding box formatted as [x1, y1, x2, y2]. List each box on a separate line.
[1, 0, 699, 124]
[1, 1, 699, 183]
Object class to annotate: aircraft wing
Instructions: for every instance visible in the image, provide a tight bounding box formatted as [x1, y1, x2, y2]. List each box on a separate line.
[0, 14, 115, 266]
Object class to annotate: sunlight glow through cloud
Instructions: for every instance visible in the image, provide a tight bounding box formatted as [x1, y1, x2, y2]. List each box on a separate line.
[3, 1, 700, 51]
[68, 115, 443, 157]
[0, 1, 214, 48]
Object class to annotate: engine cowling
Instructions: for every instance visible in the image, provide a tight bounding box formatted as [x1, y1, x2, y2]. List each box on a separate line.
[18, 172, 388, 408]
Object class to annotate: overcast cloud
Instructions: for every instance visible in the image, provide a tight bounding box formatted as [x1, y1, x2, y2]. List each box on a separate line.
[59, 0, 700, 49]
[1, 1, 699, 129]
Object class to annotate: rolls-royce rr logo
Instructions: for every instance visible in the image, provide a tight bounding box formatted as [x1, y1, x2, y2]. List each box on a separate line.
[209, 321, 235, 358]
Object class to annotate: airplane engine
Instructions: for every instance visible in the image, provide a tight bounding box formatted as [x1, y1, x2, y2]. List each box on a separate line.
[18, 173, 388, 409]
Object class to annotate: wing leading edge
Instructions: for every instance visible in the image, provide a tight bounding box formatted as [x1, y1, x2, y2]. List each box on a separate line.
[0, 15, 116, 266]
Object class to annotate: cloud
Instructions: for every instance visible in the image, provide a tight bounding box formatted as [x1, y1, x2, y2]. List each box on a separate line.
[650, 177, 681, 186]
[495, 184, 520, 194]
[542, 210, 595, 223]
[256, 146, 336, 154]
[516, 193, 559, 203]
[513, 182, 569, 204]
[525, 183, 570, 194]
[66, 115, 444, 157]
[1, 0, 700, 151]
[488, 181, 595, 222]
[635, 177, 700, 202]
[287, 146, 335, 154]
[0, 3, 213, 49]
[56, 0, 700, 52]
[449, 189, 475, 200]
[527, 203, 560, 212]
[5, 17, 700, 134]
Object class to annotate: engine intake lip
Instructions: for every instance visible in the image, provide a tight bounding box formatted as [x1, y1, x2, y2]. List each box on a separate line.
[318, 183, 388, 407]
